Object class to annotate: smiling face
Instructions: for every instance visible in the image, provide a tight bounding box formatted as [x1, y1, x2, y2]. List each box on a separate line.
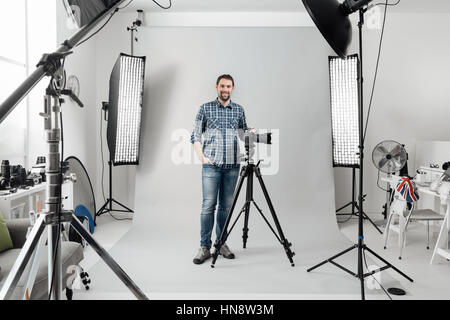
[216, 78, 234, 103]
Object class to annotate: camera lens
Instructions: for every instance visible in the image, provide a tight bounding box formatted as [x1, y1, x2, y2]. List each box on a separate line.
[443, 162, 450, 171]
[1, 160, 10, 181]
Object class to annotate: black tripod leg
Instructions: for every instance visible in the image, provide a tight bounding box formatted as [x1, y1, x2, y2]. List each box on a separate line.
[354, 201, 383, 234]
[112, 199, 134, 213]
[361, 211, 383, 234]
[211, 167, 248, 268]
[358, 243, 365, 300]
[96, 199, 111, 217]
[335, 201, 354, 214]
[364, 245, 413, 282]
[307, 244, 357, 273]
[255, 169, 295, 266]
[242, 172, 253, 249]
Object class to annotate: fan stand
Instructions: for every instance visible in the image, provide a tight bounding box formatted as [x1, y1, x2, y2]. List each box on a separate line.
[336, 167, 383, 234]
[374, 152, 409, 228]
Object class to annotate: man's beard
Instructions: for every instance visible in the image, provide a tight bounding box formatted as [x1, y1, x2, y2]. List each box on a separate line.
[219, 92, 230, 101]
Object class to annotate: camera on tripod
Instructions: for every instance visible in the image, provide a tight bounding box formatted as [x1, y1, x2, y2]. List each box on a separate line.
[211, 130, 295, 268]
[245, 132, 272, 148]
[242, 132, 272, 163]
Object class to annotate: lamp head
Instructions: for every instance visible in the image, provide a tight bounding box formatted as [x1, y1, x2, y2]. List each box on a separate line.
[302, 0, 373, 58]
[135, 10, 144, 27]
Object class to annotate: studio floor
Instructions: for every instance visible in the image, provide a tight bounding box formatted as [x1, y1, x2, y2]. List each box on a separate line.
[74, 211, 450, 300]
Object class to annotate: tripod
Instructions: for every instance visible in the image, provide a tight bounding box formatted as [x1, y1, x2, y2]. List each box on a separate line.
[211, 142, 295, 268]
[0, 53, 147, 300]
[95, 160, 134, 222]
[307, 10, 413, 300]
[95, 102, 134, 223]
[336, 167, 383, 234]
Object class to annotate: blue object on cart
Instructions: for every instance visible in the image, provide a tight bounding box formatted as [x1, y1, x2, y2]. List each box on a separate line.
[74, 205, 95, 234]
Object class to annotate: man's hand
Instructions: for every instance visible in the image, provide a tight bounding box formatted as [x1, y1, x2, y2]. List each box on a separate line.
[202, 156, 214, 165]
[247, 127, 257, 134]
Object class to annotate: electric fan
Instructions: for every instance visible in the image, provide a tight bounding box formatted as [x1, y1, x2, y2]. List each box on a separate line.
[372, 140, 408, 228]
[372, 140, 407, 174]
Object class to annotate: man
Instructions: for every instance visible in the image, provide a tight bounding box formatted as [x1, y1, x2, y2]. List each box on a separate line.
[190, 74, 254, 265]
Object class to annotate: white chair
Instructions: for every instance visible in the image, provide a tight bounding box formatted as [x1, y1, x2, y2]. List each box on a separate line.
[384, 183, 444, 259]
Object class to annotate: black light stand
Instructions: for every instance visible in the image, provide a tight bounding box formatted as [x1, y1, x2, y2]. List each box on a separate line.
[95, 103, 134, 223]
[211, 137, 295, 268]
[126, 10, 144, 55]
[336, 167, 383, 234]
[0, 0, 148, 300]
[305, 7, 413, 300]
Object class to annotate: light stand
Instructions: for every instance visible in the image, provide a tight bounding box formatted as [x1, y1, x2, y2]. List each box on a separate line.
[127, 10, 144, 55]
[0, 0, 148, 300]
[302, 0, 413, 299]
[336, 168, 383, 234]
[95, 102, 134, 223]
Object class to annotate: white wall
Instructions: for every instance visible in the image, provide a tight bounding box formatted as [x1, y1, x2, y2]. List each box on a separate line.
[53, 10, 450, 219]
[55, 0, 99, 192]
[335, 13, 450, 216]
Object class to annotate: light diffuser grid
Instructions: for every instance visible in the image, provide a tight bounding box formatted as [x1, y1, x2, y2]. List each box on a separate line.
[115, 55, 145, 165]
[329, 54, 360, 168]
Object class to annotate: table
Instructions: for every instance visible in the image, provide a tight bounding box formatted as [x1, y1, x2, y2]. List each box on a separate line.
[0, 184, 46, 220]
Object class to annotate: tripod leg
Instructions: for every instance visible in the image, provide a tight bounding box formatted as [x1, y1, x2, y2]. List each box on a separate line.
[358, 242, 365, 300]
[71, 215, 149, 300]
[242, 172, 253, 249]
[361, 211, 383, 234]
[22, 229, 48, 300]
[112, 199, 134, 213]
[96, 199, 111, 217]
[0, 216, 46, 300]
[307, 244, 357, 273]
[255, 169, 295, 266]
[211, 167, 248, 267]
[335, 201, 354, 214]
[364, 245, 413, 282]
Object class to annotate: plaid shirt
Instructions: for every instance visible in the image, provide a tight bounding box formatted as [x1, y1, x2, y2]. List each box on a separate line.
[191, 99, 248, 168]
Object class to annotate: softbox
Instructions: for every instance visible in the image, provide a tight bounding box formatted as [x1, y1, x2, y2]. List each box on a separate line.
[107, 53, 146, 166]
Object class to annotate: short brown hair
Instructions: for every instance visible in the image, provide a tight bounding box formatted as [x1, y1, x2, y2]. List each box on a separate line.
[216, 74, 234, 87]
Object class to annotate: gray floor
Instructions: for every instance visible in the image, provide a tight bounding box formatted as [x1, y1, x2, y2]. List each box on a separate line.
[70, 210, 450, 300]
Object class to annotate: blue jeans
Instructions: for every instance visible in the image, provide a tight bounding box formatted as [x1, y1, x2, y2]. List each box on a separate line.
[200, 164, 240, 249]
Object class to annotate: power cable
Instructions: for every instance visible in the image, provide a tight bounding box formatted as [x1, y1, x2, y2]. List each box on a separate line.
[363, 0, 401, 143]
[119, 0, 134, 9]
[100, 112, 106, 203]
[362, 248, 393, 300]
[75, 8, 119, 48]
[152, 0, 172, 10]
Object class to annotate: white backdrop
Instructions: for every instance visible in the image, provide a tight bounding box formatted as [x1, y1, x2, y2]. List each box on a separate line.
[88, 26, 393, 296]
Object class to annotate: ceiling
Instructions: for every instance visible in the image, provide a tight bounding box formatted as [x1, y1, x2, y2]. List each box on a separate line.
[128, 0, 305, 12]
[126, 0, 450, 13]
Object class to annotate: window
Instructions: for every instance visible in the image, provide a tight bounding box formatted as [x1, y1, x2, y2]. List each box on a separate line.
[0, 0, 57, 169]
[0, 0, 28, 166]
